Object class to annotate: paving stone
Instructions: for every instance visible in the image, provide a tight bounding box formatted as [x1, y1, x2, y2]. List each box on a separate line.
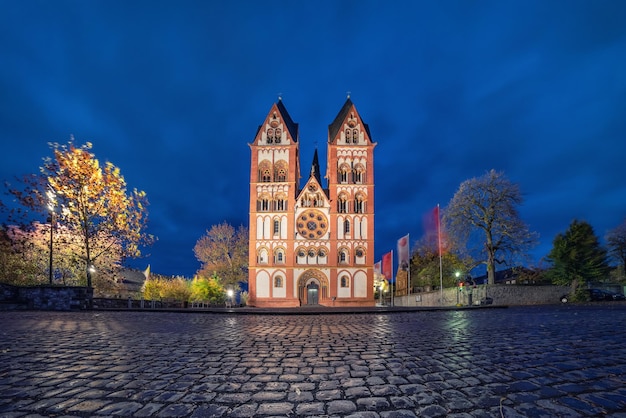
[95, 401, 143, 415]
[327, 399, 357, 414]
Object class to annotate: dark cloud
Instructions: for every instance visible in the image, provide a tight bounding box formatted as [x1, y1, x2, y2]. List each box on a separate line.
[1, 0, 625, 276]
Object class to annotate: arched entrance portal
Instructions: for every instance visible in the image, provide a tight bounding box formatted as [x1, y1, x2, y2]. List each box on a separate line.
[298, 269, 329, 306]
[307, 282, 319, 305]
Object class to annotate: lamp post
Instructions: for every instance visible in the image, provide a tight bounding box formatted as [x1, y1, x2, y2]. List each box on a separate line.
[227, 289, 234, 308]
[47, 190, 56, 284]
[455, 271, 460, 305]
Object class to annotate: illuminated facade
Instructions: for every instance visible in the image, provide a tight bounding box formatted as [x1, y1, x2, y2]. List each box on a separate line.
[248, 98, 376, 307]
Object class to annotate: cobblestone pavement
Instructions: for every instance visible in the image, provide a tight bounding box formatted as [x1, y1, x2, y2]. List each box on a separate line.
[1, 304, 626, 417]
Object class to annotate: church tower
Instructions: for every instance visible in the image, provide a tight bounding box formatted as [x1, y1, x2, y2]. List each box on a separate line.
[248, 98, 375, 308]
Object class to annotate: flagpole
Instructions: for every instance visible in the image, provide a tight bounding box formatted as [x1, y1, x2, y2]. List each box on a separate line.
[437, 204, 443, 306]
[407, 234, 411, 296]
[391, 250, 395, 307]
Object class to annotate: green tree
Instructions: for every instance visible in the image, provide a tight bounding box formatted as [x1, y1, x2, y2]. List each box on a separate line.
[546, 220, 610, 298]
[410, 237, 471, 290]
[6, 140, 153, 288]
[606, 218, 626, 280]
[444, 170, 537, 284]
[190, 274, 226, 304]
[194, 222, 248, 289]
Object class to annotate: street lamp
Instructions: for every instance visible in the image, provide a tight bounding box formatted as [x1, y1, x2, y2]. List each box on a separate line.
[455, 271, 461, 305]
[227, 289, 234, 308]
[47, 189, 56, 284]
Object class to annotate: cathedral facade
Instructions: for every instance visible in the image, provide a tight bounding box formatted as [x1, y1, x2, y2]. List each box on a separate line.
[248, 98, 375, 308]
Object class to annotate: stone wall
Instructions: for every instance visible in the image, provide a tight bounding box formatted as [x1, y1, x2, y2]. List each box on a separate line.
[0, 283, 93, 310]
[394, 284, 569, 307]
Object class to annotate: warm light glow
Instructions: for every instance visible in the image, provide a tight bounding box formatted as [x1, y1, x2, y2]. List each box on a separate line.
[227, 289, 234, 297]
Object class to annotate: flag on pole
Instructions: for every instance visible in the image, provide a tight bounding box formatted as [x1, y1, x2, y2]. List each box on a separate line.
[397, 234, 410, 270]
[382, 251, 393, 283]
[374, 260, 381, 275]
[423, 206, 447, 256]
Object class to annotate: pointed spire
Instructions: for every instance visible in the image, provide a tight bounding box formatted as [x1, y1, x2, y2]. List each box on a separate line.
[310, 148, 322, 185]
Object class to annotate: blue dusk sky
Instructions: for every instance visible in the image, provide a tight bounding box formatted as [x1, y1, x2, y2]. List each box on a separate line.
[1, 1, 625, 277]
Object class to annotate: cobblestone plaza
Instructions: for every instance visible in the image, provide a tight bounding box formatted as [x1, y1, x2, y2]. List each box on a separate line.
[1, 305, 625, 417]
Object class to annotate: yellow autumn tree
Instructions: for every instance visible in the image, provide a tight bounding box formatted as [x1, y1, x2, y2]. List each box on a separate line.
[7, 139, 153, 288]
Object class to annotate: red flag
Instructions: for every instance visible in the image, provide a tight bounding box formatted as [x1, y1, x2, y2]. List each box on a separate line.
[397, 234, 410, 270]
[382, 251, 393, 283]
[423, 205, 447, 256]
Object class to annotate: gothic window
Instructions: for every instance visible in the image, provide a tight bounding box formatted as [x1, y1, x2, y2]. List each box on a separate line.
[339, 249, 349, 264]
[345, 128, 352, 143]
[274, 128, 282, 143]
[274, 276, 283, 288]
[338, 164, 350, 183]
[266, 128, 274, 144]
[258, 248, 268, 264]
[273, 219, 280, 235]
[274, 161, 288, 182]
[338, 193, 348, 213]
[274, 193, 287, 211]
[296, 247, 306, 264]
[258, 160, 272, 183]
[353, 164, 365, 184]
[266, 127, 282, 144]
[341, 276, 350, 288]
[344, 219, 351, 234]
[318, 248, 327, 258]
[275, 248, 285, 264]
[257, 194, 271, 212]
[352, 129, 359, 143]
[354, 193, 365, 214]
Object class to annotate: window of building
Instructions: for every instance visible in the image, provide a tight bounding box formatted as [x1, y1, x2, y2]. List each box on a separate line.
[338, 194, 348, 213]
[344, 219, 351, 234]
[273, 219, 280, 235]
[275, 248, 285, 264]
[274, 276, 283, 288]
[274, 161, 288, 182]
[341, 276, 350, 288]
[354, 194, 365, 214]
[257, 195, 271, 212]
[353, 164, 365, 184]
[258, 161, 272, 183]
[339, 164, 350, 183]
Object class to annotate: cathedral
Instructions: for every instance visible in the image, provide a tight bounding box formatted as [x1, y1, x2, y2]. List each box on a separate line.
[247, 97, 376, 308]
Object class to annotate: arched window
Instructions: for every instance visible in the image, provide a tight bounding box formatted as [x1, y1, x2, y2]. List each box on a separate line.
[258, 248, 268, 264]
[258, 160, 272, 183]
[274, 193, 287, 211]
[338, 193, 348, 213]
[345, 128, 352, 143]
[274, 161, 288, 182]
[257, 194, 271, 212]
[273, 219, 280, 235]
[275, 248, 285, 264]
[338, 164, 350, 183]
[341, 276, 349, 288]
[353, 164, 365, 184]
[296, 247, 306, 264]
[352, 129, 359, 143]
[344, 219, 351, 234]
[339, 249, 349, 264]
[274, 276, 283, 288]
[354, 193, 365, 214]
